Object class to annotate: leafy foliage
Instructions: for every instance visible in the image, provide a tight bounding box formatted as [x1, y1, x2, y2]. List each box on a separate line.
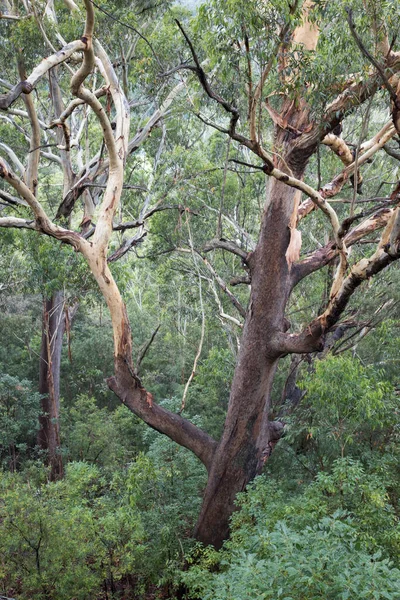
[1, 0, 400, 597]
[183, 457, 400, 600]
[0, 432, 206, 599]
[0, 374, 40, 470]
[182, 357, 400, 599]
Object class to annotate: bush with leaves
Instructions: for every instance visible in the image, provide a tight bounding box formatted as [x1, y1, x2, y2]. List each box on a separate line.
[183, 458, 400, 600]
[62, 395, 145, 468]
[0, 462, 143, 599]
[277, 356, 398, 477]
[0, 399, 207, 599]
[0, 374, 40, 470]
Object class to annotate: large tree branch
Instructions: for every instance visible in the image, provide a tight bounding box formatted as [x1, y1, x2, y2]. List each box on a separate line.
[70, 2, 128, 257]
[175, 19, 240, 137]
[108, 372, 217, 471]
[203, 237, 248, 261]
[281, 245, 400, 355]
[298, 121, 396, 222]
[18, 57, 40, 196]
[0, 40, 86, 110]
[56, 80, 185, 219]
[48, 68, 76, 195]
[278, 195, 400, 354]
[0, 159, 83, 248]
[320, 123, 396, 199]
[0, 188, 28, 207]
[0, 142, 25, 176]
[7, 108, 49, 130]
[107, 230, 147, 262]
[294, 203, 398, 283]
[0, 216, 36, 229]
[384, 144, 400, 162]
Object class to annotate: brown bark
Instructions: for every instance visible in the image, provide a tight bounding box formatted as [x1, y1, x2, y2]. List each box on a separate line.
[38, 292, 65, 480]
[195, 169, 309, 546]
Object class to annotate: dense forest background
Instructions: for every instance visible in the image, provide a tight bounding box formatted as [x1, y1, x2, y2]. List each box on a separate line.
[1, 0, 400, 598]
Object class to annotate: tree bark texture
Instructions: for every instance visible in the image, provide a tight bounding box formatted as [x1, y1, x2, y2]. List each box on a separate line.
[194, 177, 306, 546]
[38, 291, 65, 480]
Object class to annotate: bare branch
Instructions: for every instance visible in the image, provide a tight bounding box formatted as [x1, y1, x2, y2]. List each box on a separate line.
[0, 40, 86, 110]
[57, 80, 184, 219]
[108, 373, 217, 470]
[384, 144, 400, 161]
[203, 237, 248, 261]
[0, 188, 28, 207]
[48, 86, 107, 130]
[321, 133, 354, 166]
[230, 274, 251, 286]
[298, 121, 397, 222]
[0, 143, 25, 176]
[279, 187, 400, 354]
[0, 217, 35, 229]
[136, 324, 161, 374]
[175, 19, 240, 137]
[5, 108, 48, 129]
[295, 180, 400, 284]
[200, 254, 246, 318]
[107, 230, 147, 262]
[18, 57, 40, 196]
[0, 159, 83, 249]
[208, 279, 243, 328]
[112, 205, 184, 231]
[321, 123, 396, 198]
[180, 223, 206, 414]
[0, 12, 22, 20]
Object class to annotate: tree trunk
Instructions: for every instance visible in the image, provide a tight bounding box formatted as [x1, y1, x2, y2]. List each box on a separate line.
[193, 94, 317, 546]
[194, 176, 303, 547]
[38, 291, 65, 480]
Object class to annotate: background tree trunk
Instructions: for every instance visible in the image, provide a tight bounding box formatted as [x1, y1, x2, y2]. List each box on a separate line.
[37, 291, 65, 480]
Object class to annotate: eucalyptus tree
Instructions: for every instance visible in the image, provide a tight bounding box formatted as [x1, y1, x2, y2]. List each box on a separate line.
[1, 0, 400, 549]
[0, 0, 176, 479]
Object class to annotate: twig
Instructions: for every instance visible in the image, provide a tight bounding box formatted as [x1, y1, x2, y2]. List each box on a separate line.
[180, 217, 206, 414]
[136, 324, 161, 374]
[217, 138, 231, 238]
